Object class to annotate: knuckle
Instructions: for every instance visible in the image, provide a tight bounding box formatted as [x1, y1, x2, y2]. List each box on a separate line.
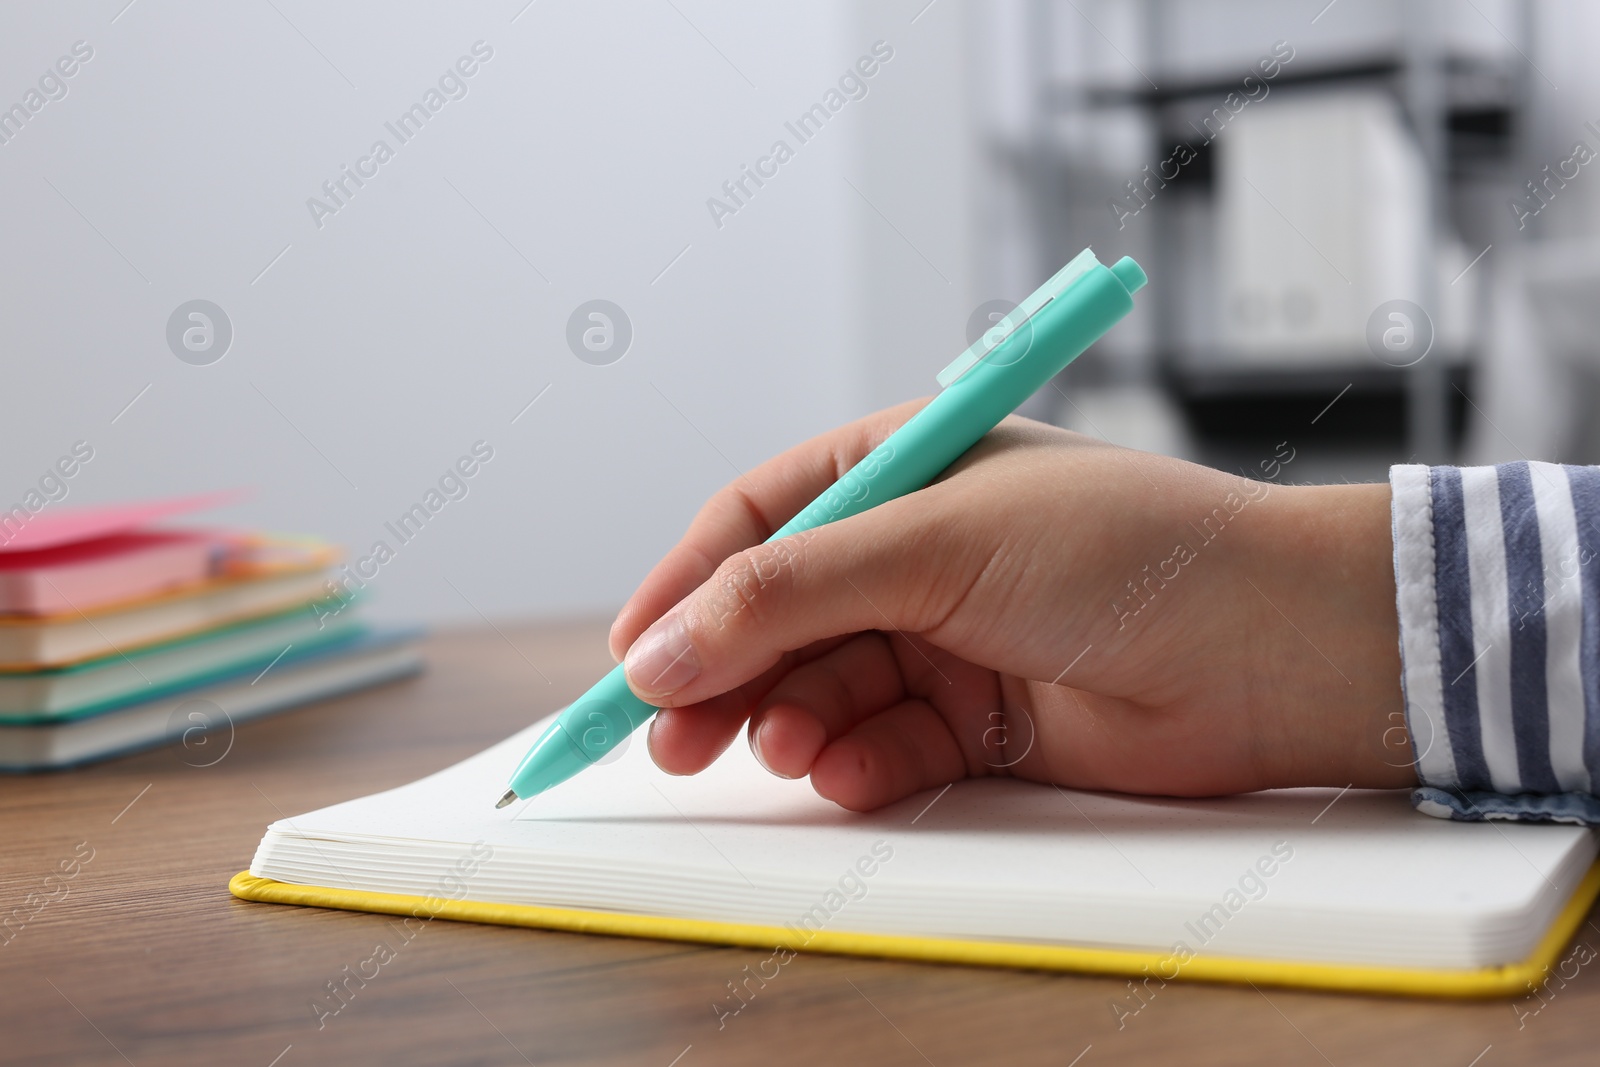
[699, 538, 806, 633]
[711, 483, 771, 538]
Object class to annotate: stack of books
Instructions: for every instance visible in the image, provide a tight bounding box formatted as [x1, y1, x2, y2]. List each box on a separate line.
[0, 494, 422, 770]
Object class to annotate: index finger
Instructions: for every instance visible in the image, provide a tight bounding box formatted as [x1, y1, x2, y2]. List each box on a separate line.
[608, 397, 931, 662]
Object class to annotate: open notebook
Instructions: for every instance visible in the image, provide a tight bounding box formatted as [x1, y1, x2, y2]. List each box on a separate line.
[235, 714, 1600, 997]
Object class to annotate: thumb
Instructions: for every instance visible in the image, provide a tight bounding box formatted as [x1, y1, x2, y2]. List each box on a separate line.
[622, 494, 958, 708]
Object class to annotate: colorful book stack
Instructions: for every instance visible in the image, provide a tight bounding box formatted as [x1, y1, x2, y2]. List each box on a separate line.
[0, 493, 422, 770]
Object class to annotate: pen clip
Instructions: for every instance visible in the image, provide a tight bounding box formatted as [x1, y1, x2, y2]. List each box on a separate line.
[936, 298, 1054, 389]
[936, 247, 1101, 389]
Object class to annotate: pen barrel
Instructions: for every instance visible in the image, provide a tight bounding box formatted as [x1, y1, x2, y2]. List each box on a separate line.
[770, 261, 1138, 541]
[507, 664, 656, 795]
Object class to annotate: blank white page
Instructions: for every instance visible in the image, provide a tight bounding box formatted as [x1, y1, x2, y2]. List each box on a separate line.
[252, 716, 1597, 969]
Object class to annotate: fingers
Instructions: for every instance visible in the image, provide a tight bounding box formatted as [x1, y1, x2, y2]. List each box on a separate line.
[747, 632, 905, 778]
[621, 487, 966, 709]
[647, 694, 753, 776]
[811, 699, 969, 812]
[644, 635, 855, 775]
[745, 634, 980, 810]
[608, 398, 931, 662]
[654, 629, 972, 811]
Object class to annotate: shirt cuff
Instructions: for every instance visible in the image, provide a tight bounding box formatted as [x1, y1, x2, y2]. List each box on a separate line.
[1390, 463, 1600, 821]
[1411, 786, 1600, 825]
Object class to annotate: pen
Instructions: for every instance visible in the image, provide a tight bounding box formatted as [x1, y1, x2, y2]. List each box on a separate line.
[496, 248, 1147, 807]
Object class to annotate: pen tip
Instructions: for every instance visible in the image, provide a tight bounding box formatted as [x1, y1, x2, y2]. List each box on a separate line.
[495, 789, 519, 810]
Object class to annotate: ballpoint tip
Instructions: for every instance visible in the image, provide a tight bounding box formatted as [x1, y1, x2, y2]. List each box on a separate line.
[495, 789, 519, 809]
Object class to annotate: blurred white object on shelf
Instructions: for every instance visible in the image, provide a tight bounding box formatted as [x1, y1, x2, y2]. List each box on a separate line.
[1212, 90, 1473, 368]
[1464, 239, 1600, 465]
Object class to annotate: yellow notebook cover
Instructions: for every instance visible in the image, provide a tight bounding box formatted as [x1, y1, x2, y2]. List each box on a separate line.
[231, 861, 1600, 999]
[233, 718, 1600, 1000]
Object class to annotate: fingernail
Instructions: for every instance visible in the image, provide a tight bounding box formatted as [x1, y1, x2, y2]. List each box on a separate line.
[626, 613, 701, 696]
[750, 719, 781, 776]
[647, 717, 689, 775]
[750, 720, 796, 779]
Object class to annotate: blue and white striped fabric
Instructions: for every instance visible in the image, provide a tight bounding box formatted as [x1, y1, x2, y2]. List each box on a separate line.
[1391, 463, 1600, 823]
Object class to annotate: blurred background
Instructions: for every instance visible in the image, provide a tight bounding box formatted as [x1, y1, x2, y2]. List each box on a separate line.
[2, 0, 1597, 626]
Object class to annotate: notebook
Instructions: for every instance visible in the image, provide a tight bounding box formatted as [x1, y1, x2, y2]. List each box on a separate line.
[235, 712, 1600, 997]
[0, 530, 218, 615]
[0, 608, 361, 718]
[0, 492, 237, 553]
[0, 629, 421, 770]
[0, 568, 333, 669]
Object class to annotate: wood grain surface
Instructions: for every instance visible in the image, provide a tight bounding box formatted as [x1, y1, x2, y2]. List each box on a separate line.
[3, 620, 1597, 1067]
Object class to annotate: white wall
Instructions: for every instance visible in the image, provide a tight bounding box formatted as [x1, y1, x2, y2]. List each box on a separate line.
[0, 1, 973, 624]
[851, 3, 978, 411]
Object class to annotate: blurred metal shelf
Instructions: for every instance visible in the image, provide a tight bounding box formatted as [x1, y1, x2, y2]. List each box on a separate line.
[1056, 52, 1512, 116]
[1166, 362, 1477, 459]
[1160, 356, 1472, 399]
[996, 0, 1535, 467]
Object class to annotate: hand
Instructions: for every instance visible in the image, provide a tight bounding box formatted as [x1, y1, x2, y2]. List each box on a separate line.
[609, 400, 1413, 811]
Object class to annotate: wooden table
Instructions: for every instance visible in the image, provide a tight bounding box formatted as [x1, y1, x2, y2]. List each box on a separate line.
[4, 621, 1597, 1066]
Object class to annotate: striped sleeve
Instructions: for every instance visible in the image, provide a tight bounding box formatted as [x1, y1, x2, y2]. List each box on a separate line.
[1390, 463, 1600, 824]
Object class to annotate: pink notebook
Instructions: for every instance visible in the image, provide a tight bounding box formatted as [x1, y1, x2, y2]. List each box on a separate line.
[0, 492, 236, 554]
[0, 530, 220, 616]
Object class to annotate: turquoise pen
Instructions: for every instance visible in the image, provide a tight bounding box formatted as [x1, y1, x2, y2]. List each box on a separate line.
[495, 248, 1147, 807]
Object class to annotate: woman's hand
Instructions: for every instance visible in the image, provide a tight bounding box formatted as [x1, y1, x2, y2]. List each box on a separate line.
[609, 399, 1413, 811]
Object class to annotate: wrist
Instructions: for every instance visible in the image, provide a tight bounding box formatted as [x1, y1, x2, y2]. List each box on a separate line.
[1254, 481, 1414, 788]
